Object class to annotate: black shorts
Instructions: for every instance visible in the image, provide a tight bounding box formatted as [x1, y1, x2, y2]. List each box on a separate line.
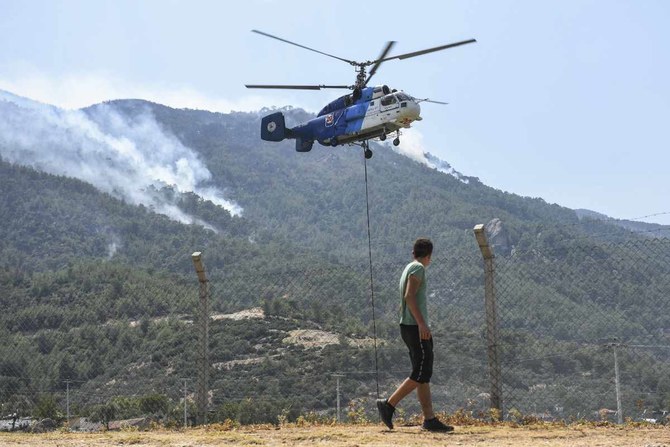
[400, 324, 434, 384]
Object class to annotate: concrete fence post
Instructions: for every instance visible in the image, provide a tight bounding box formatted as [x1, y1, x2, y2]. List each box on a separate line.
[192, 252, 210, 425]
[473, 224, 503, 416]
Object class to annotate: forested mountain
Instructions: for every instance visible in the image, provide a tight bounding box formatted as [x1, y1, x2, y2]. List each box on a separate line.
[4, 92, 662, 271]
[1, 93, 669, 424]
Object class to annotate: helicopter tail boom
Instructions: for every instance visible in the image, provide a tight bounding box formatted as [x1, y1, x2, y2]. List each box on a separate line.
[261, 111, 313, 152]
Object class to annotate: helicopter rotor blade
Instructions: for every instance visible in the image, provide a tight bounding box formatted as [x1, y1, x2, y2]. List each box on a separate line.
[417, 98, 449, 105]
[377, 38, 477, 64]
[364, 41, 396, 87]
[245, 84, 352, 90]
[251, 30, 356, 65]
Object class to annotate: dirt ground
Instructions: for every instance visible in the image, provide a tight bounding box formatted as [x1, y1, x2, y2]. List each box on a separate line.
[1, 424, 669, 447]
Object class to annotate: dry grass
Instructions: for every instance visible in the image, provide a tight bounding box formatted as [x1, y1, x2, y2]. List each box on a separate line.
[1, 422, 669, 447]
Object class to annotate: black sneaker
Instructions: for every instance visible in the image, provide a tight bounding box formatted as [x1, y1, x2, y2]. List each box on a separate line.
[376, 399, 395, 430]
[422, 417, 454, 432]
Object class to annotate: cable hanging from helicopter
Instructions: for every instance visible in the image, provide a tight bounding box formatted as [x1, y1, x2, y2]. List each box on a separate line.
[246, 29, 475, 159]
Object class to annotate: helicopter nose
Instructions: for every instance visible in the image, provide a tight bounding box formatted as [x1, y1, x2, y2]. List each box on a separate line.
[403, 99, 421, 119]
[412, 100, 421, 117]
[396, 100, 421, 126]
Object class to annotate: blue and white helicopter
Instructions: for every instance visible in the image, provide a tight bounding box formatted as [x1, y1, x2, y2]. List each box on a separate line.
[247, 30, 476, 159]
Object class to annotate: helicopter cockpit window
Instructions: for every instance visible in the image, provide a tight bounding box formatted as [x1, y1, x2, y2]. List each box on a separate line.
[381, 95, 398, 107]
[396, 93, 412, 102]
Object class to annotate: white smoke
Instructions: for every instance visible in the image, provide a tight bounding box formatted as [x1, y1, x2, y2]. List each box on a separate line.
[0, 72, 292, 113]
[104, 231, 122, 260]
[0, 92, 242, 227]
[389, 128, 470, 184]
[388, 128, 428, 164]
[107, 242, 119, 260]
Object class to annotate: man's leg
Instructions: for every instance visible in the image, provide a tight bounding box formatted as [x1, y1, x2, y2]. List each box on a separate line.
[388, 378, 420, 408]
[378, 325, 426, 429]
[378, 378, 419, 430]
[417, 382, 454, 432]
[416, 382, 435, 420]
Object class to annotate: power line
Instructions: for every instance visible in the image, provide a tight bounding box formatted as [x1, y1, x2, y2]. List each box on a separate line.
[626, 211, 670, 222]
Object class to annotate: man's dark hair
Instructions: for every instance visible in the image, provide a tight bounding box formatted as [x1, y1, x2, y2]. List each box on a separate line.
[413, 238, 433, 259]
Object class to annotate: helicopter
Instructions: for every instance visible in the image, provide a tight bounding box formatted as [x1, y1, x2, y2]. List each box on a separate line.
[246, 30, 476, 159]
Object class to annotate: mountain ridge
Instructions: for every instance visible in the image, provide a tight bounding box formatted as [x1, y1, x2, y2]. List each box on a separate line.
[3, 90, 666, 266]
[5, 89, 660, 232]
[1, 90, 669, 423]
[575, 208, 669, 235]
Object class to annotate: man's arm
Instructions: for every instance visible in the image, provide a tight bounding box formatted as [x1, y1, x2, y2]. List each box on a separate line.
[405, 274, 431, 340]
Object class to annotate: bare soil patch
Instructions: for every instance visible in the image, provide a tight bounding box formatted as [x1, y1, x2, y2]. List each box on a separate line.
[1, 423, 669, 446]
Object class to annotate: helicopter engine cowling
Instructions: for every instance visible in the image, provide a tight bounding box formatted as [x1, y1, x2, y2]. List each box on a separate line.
[261, 112, 288, 141]
[345, 104, 367, 122]
[295, 138, 313, 152]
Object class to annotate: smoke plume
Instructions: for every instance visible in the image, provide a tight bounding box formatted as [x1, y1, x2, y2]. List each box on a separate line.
[389, 128, 470, 183]
[0, 91, 242, 227]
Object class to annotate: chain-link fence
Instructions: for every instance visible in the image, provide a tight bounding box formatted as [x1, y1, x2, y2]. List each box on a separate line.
[495, 236, 670, 422]
[207, 240, 489, 424]
[0, 265, 201, 429]
[1, 230, 669, 428]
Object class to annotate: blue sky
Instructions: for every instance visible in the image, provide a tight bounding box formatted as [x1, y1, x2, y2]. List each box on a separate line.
[1, 0, 669, 224]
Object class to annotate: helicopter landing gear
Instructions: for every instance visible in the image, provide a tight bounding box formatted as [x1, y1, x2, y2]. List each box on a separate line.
[379, 132, 387, 141]
[393, 138, 400, 146]
[362, 141, 373, 159]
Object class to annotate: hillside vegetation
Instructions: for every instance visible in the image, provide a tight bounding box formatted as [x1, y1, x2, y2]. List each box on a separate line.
[0, 96, 669, 425]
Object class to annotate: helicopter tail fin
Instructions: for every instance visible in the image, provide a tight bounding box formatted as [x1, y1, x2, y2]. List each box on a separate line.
[261, 112, 288, 141]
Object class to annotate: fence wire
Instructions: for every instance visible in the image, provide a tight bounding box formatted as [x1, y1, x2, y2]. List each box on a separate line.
[496, 237, 670, 421]
[0, 234, 669, 427]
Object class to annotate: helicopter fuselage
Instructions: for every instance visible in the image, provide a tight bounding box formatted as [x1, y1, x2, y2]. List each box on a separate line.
[249, 29, 475, 157]
[261, 85, 421, 152]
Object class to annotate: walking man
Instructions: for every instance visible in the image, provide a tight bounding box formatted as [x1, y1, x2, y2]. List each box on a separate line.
[377, 238, 453, 432]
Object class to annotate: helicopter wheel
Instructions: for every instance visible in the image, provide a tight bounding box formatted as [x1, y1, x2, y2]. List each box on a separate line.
[393, 137, 400, 146]
[362, 141, 373, 159]
[379, 133, 386, 141]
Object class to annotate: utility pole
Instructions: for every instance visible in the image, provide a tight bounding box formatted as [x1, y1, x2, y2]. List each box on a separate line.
[609, 342, 624, 424]
[192, 252, 210, 425]
[332, 374, 344, 423]
[65, 380, 71, 422]
[181, 378, 189, 427]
